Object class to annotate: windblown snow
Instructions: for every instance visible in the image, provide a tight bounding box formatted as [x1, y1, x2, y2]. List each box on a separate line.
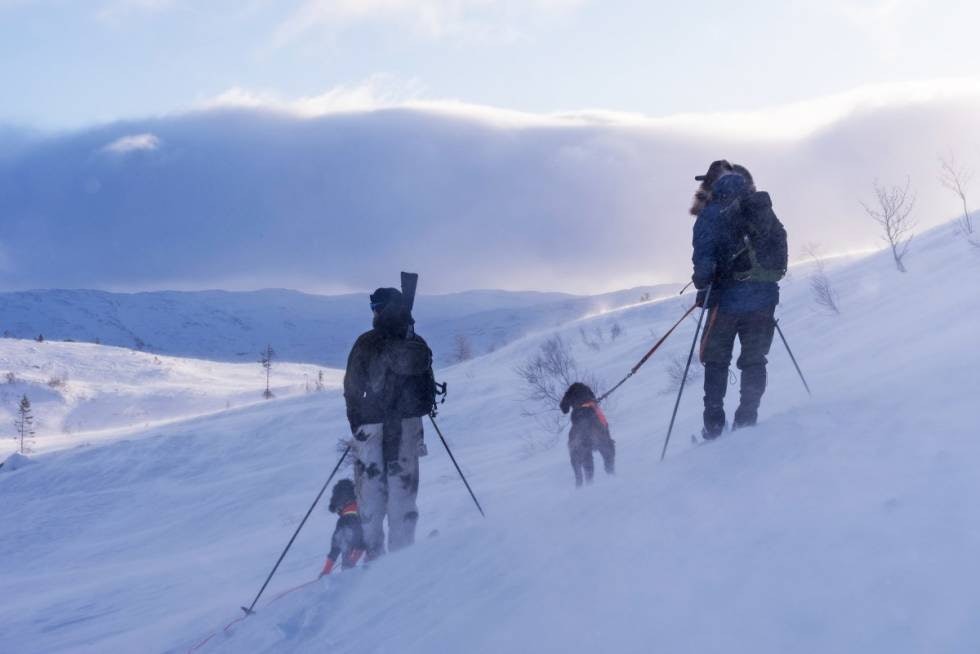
[1, 221, 978, 653]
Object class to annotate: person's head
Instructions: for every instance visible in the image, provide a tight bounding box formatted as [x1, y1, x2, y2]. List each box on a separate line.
[369, 287, 411, 334]
[710, 172, 750, 203]
[731, 164, 756, 192]
[690, 159, 733, 215]
[328, 479, 357, 514]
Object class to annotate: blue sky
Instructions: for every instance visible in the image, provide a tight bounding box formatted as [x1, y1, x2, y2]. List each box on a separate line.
[3, 0, 980, 129]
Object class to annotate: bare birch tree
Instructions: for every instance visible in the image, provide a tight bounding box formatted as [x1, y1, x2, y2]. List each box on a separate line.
[515, 335, 601, 453]
[939, 152, 974, 236]
[861, 178, 917, 273]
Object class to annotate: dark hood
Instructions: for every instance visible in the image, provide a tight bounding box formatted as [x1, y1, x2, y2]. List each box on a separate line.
[373, 302, 413, 336]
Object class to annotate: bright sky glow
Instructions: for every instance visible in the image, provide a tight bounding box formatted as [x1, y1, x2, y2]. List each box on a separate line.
[2, 0, 979, 130]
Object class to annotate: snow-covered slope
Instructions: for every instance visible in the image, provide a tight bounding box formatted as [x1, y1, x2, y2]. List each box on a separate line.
[0, 340, 336, 456]
[0, 285, 678, 367]
[1, 222, 978, 653]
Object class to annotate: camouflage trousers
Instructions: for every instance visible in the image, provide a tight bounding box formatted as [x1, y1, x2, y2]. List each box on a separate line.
[352, 417, 422, 558]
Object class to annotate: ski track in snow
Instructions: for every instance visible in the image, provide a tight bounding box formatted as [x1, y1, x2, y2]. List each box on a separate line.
[1, 221, 979, 653]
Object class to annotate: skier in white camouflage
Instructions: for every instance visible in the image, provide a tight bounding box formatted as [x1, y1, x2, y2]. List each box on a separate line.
[343, 287, 436, 559]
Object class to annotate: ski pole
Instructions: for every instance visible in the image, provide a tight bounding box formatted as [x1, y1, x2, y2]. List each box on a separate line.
[597, 303, 697, 403]
[660, 283, 713, 461]
[428, 415, 486, 518]
[241, 446, 350, 616]
[774, 320, 811, 396]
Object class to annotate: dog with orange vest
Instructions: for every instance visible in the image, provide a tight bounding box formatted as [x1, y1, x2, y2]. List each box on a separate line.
[559, 382, 616, 487]
[320, 479, 367, 577]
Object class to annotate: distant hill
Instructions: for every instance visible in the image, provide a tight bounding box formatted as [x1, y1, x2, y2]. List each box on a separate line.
[0, 285, 680, 366]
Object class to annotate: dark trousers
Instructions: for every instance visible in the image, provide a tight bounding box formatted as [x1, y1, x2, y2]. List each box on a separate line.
[699, 305, 776, 435]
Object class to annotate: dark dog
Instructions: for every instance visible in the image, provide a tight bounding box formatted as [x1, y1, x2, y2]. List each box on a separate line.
[320, 479, 367, 577]
[560, 382, 615, 487]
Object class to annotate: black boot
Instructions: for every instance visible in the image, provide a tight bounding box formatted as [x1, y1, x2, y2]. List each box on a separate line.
[734, 365, 766, 431]
[732, 406, 757, 430]
[702, 363, 728, 439]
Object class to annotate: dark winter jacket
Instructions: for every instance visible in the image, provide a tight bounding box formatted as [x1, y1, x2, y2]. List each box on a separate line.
[692, 174, 786, 313]
[343, 304, 436, 433]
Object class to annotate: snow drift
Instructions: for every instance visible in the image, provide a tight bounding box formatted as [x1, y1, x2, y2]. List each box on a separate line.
[0, 220, 978, 653]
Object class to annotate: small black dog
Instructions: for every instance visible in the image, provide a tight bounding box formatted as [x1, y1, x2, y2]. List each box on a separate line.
[560, 383, 616, 487]
[320, 479, 367, 577]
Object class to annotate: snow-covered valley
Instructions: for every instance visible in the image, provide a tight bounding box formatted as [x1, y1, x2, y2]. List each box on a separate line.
[0, 341, 336, 456]
[1, 220, 978, 653]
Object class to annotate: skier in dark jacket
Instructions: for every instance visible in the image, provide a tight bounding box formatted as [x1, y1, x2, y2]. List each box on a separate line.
[690, 162, 787, 439]
[320, 479, 366, 576]
[560, 382, 615, 486]
[343, 287, 435, 558]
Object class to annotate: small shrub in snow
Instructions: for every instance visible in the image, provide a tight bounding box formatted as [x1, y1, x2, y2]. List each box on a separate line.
[452, 334, 473, 363]
[515, 335, 578, 410]
[259, 344, 275, 399]
[661, 353, 702, 396]
[862, 178, 917, 273]
[578, 326, 603, 352]
[14, 394, 35, 454]
[515, 335, 601, 454]
[610, 322, 623, 341]
[5, 371, 15, 384]
[810, 275, 840, 315]
[803, 244, 840, 315]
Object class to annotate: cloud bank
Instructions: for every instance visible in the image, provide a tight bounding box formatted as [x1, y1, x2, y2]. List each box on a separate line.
[2, 83, 979, 294]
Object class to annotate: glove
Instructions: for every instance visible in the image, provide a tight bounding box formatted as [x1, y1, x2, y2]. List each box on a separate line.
[320, 557, 335, 578]
[695, 289, 707, 308]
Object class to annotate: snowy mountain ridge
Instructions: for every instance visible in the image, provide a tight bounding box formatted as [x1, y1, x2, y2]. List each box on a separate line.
[0, 285, 678, 367]
[1, 220, 978, 653]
